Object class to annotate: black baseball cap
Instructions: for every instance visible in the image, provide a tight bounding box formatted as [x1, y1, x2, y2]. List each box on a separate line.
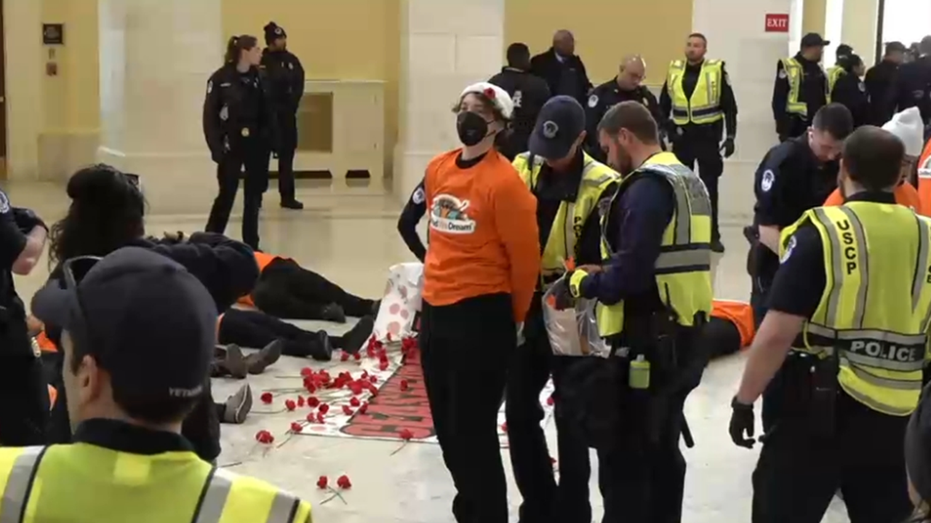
[801, 33, 830, 48]
[529, 95, 586, 160]
[32, 247, 217, 402]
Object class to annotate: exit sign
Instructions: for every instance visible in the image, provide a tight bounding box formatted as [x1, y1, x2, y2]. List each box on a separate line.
[765, 13, 790, 32]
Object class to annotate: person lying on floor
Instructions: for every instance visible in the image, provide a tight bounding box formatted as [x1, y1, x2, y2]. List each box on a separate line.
[37, 164, 258, 461]
[213, 309, 376, 371]
[702, 299, 756, 360]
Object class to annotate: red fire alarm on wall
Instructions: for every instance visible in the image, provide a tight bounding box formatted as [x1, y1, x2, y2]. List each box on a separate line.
[765, 13, 790, 32]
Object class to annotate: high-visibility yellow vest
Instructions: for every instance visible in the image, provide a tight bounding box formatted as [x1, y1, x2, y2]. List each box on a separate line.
[666, 59, 724, 125]
[826, 65, 846, 103]
[780, 57, 809, 117]
[780, 202, 931, 416]
[0, 444, 313, 523]
[513, 151, 619, 282]
[594, 152, 714, 337]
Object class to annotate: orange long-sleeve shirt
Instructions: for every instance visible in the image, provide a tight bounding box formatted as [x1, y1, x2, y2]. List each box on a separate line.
[919, 139, 931, 217]
[421, 148, 540, 322]
[823, 183, 922, 213]
[711, 299, 756, 348]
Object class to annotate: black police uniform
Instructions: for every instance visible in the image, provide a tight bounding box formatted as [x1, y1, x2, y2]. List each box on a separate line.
[585, 79, 662, 162]
[772, 54, 828, 141]
[0, 191, 48, 446]
[488, 67, 552, 160]
[865, 58, 900, 125]
[397, 179, 427, 262]
[573, 167, 705, 523]
[261, 48, 305, 206]
[887, 55, 931, 136]
[506, 149, 611, 523]
[751, 191, 913, 523]
[203, 63, 277, 250]
[830, 70, 869, 128]
[660, 62, 738, 248]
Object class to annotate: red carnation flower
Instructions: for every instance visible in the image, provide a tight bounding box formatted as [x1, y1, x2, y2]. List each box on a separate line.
[319, 403, 330, 415]
[350, 396, 361, 407]
[399, 428, 414, 441]
[358, 402, 369, 414]
[285, 399, 296, 411]
[316, 412, 325, 423]
[370, 375, 379, 384]
[300, 367, 313, 377]
[483, 87, 497, 99]
[370, 389, 379, 398]
[306, 412, 316, 423]
[340, 351, 349, 362]
[350, 382, 363, 395]
[307, 396, 320, 408]
[342, 405, 354, 416]
[260, 392, 273, 404]
[353, 352, 361, 361]
[501, 422, 508, 433]
[546, 395, 555, 406]
[303, 378, 317, 394]
[400, 380, 409, 392]
[378, 361, 389, 371]
[255, 430, 274, 444]
[316, 476, 328, 489]
[297, 395, 306, 407]
[337, 475, 352, 489]
[290, 422, 303, 433]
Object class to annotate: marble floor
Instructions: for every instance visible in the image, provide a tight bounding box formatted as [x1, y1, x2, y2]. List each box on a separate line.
[4, 181, 850, 522]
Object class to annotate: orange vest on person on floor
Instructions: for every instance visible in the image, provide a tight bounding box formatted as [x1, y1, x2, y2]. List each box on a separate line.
[36, 330, 57, 353]
[823, 183, 923, 213]
[710, 299, 756, 348]
[919, 138, 931, 216]
[236, 252, 283, 307]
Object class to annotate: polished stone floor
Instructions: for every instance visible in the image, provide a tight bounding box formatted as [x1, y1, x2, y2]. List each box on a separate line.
[4, 181, 850, 522]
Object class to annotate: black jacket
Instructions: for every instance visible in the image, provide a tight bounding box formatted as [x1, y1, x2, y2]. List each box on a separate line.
[488, 67, 552, 159]
[585, 80, 661, 161]
[887, 56, 931, 128]
[203, 64, 278, 159]
[530, 48, 592, 106]
[261, 49, 305, 116]
[865, 59, 899, 124]
[830, 71, 869, 128]
[772, 54, 827, 138]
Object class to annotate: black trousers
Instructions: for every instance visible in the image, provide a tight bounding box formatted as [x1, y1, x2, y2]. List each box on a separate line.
[701, 317, 741, 360]
[219, 308, 336, 360]
[673, 134, 723, 243]
[751, 391, 912, 523]
[598, 331, 704, 523]
[252, 258, 375, 320]
[421, 294, 516, 523]
[506, 299, 597, 523]
[205, 140, 270, 250]
[275, 113, 297, 203]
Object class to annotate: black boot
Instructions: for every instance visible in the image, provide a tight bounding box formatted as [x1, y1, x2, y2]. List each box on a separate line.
[340, 316, 375, 354]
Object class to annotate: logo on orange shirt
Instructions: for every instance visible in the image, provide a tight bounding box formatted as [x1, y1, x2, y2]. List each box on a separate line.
[429, 194, 476, 234]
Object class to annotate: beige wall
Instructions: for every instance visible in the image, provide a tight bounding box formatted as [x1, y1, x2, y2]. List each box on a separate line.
[803, 0, 827, 35]
[504, 0, 693, 88]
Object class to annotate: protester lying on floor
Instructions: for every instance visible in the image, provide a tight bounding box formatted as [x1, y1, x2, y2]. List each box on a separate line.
[702, 299, 756, 360]
[216, 308, 376, 365]
[39, 164, 258, 461]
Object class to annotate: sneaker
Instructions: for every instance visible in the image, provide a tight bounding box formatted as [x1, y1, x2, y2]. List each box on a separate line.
[342, 316, 375, 355]
[245, 339, 284, 375]
[308, 331, 333, 361]
[224, 344, 248, 379]
[280, 200, 304, 210]
[223, 384, 253, 424]
[321, 303, 347, 323]
[711, 240, 725, 254]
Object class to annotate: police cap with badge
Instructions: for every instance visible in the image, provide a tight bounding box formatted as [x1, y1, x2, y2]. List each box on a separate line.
[529, 95, 587, 160]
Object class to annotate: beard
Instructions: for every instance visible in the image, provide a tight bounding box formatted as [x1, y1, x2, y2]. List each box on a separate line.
[609, 150, 634, 176]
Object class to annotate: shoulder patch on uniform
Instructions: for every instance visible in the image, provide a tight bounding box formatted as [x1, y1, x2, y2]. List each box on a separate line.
[588, 94, 599, 108]
[206, 80, 213, 94]
[778, 69, 788, 80]
[780, 235, 797, 264]
[761, 170, 776, 192]
[412, 187, 425, 205]
[0, 190, 10, 215]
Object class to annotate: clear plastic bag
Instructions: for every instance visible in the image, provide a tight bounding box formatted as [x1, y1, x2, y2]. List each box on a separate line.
[541, 279, 611, 358]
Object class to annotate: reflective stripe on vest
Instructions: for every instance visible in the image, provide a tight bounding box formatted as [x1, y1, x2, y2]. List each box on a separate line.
[781, 58, 807, 117]
[666, 59, 724, 125]
[196, 468, 299, 523]
[513, 151, 619, 283]
[826, 66, 846, 103]
[594, 153, 714, 337]
[781, 203, 931, 415]
[0, 447, 44, 523]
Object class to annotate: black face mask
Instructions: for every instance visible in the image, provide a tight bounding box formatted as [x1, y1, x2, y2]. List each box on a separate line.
[457, 111, 493, 147]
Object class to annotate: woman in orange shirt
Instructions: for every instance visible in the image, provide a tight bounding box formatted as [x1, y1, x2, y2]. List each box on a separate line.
[420, 82, 540, 523]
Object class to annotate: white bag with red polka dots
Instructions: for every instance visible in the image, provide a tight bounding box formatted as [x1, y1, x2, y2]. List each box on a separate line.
[372, 262, 424, 342]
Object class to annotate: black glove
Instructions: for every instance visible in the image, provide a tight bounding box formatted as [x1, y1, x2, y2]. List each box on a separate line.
[729, 397, 756, 449]
[720, 137, 736, 158]
[12, 207, 46, 233]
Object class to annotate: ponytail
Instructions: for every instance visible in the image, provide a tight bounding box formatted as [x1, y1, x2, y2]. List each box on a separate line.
[224, 34, 259, 65]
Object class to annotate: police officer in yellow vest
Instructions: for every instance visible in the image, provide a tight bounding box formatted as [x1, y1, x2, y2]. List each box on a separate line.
[555, 101, 713, 523]
[660, 32, 738, 254]
[730, 126, 925, 523]
[17, 247, 312, 523]
[826, 44, 854, 100]
[506, 95, 619, 523]
[773, 33, 830, 142]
